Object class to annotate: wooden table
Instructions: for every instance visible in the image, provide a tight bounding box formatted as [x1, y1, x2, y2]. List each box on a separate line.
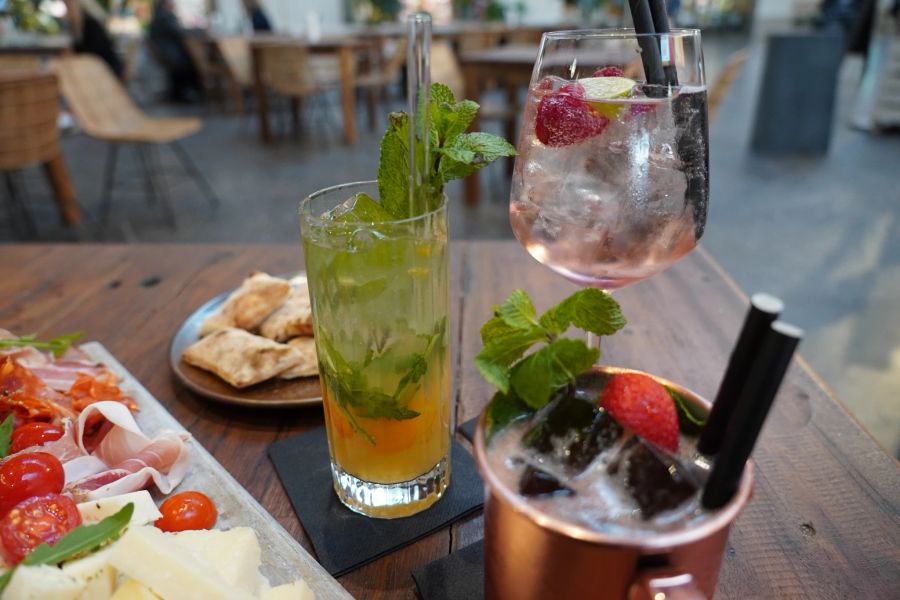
[1, 243, 896, 599]
[251, 35, 367, 146]
[460, 44, 636, 205]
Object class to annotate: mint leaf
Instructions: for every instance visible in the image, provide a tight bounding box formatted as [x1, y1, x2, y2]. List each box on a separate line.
[479, 316, 518, 345]
[0, 503, 135, 593]
[486, 390, 532, 440]
[434, 99, 479, 145]
[377, 112, 410, 219]
[667, 387, 706, 435]
[475, 327, 547, 393]
[430, 82, 455, 106]
[0, 414, 13, 458]
[543, 288, 626, 337]
[495, 288, 538, 330]
[392, 353, 427, 401]
[327, 192, 395, 223]
[438, 132, 517, 182]
[509, 339, 598, 409]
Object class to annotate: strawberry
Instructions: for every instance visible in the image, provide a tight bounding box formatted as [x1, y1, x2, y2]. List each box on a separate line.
[600, 373, 679, 451]
[535, 92, 608, 147]
[593, 66, 625, 77]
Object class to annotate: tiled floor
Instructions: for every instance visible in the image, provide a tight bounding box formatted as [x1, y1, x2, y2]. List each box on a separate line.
[3, 32, 898, 454]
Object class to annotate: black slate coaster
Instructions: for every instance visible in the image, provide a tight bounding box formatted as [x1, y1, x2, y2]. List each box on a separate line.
[457, 418, 478, 444]
[412, 540, 485, 600]
[268, 428, 484, 577]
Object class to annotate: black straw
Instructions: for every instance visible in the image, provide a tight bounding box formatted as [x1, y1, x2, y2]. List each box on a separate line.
[627, 0, 666, 89]
[701, 321, 802, 510]
[699, 293, 784, 456]
[647, 0, 679, 87]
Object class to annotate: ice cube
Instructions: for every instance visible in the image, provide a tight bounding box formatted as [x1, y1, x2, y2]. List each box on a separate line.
[519, 465, 574, 497]
[624, 441, 699, 518]
[566, 409, 625, 472]
[522, 394, 595, 454]
[322, 192, 393, 223]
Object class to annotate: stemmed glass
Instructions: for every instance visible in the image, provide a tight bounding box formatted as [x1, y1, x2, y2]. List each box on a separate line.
[509, 29, 708, 341]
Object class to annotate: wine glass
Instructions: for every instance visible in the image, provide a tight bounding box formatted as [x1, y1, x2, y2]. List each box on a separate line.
[509, 29, 708, 332]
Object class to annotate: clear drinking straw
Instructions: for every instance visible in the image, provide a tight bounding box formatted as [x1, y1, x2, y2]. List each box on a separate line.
[407, 12, 431, 217]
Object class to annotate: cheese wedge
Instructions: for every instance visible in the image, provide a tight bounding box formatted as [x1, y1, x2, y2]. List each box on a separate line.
[260, 581, 315, 600]
[61, 547, 116, 600]
[107, 526, 253, 600]
[109, 579, 161, 600]
[4, 564, 85, 600]
[170, 527, 261, 595]
[77, 491, 162, 527]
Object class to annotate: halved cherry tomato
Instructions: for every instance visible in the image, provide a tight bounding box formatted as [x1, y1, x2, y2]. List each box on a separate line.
[155, 491, 217, 532]
[0, 452, 65, 517]
[9, 423, 65, 454]
[0, 493, 81, 564]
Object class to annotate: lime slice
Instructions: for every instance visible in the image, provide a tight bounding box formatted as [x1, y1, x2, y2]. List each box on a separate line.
[578, 76, 636, 120]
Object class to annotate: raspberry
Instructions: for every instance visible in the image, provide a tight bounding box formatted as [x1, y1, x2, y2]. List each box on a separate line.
[536, 77, 556, 91]
[600, 373, 679, 451]
[535, 92, 608, 147]
[559, 82, 585, 97]
[593, 66, 626, 77]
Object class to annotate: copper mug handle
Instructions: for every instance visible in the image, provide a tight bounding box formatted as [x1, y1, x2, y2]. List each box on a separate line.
[628, 569, 705, 600]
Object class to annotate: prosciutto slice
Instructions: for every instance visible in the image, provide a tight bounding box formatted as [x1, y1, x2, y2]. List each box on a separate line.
[63, 402, 192, 502]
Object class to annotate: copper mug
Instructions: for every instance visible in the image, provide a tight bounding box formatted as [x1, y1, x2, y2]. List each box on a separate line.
[473, 367, 753, 600]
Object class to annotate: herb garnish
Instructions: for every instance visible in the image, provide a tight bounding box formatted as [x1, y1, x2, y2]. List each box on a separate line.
[476, 289, 627, 438]
[0, 332, 83, 358]
[0, 415, 13, 458]
[0, 503, 133, 593]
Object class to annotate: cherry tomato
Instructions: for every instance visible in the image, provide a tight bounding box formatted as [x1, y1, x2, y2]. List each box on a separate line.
[155, 491, 217, 532]
[0, 452, 65, 517]
[9, 423, 65, 454]
[0, 493, 81, 564]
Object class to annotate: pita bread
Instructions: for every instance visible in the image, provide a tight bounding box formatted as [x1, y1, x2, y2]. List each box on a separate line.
[200, 272, 291, 337]
[182, 328, 302, 388]
[259, 279, 313, 342]
[278, 337, 319, 379]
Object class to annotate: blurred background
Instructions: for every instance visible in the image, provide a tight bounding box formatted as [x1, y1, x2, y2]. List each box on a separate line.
[1, 0, 898, 455]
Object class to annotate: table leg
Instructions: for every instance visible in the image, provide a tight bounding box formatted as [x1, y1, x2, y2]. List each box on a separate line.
[338, 47, 357, 145]
[42, 154, 81, 225]
[463, 63, 481, 206]
[252, 45, 273, 144]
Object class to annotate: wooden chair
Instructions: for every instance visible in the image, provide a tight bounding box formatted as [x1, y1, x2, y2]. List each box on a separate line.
[355, 39, 406, 130]
[709, 48, 749, 122]
[0, 70, 80, 236]
[255, 42, 336, 137]
[216, 36, 253, 114]
[51, 54, 218, 226]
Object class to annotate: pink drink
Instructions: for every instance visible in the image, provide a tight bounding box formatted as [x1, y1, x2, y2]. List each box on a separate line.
[510, 78, 709, 289]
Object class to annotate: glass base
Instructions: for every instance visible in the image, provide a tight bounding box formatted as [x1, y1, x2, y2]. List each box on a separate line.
[331, 456, 450, 519]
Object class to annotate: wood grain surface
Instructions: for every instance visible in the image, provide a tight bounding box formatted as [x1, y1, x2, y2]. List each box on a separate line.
[1, 242, 897, 599]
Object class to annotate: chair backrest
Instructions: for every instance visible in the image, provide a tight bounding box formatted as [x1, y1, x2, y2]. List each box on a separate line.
[216, 36, 253, 88]
[709, 48, 748, 121]
[381, 39, 407, 82]
[0, 70, 60, 170]
[51, 54, 146, 140]
[256, 42, 317, 96]
[431, 41, 464, 100]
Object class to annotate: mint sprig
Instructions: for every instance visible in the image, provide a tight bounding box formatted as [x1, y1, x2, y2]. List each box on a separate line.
[378, 83, 516, 219]
[478, 289, 626, 436]
[0, 503, 133, 593]
[0, 332, 83, 358]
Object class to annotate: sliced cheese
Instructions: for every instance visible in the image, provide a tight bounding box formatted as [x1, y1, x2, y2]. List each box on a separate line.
[4, 564, 85, 600]
[61, 547, 116, 600]
[260, 581, 315, 600]
[107, 526, 252, 600]
[109, 579, 160, 600]
[169, 527, 262, 595]
[77, 491, 162, 527]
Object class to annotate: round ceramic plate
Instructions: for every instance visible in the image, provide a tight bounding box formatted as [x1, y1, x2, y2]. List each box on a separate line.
[169, 276, 322, 408]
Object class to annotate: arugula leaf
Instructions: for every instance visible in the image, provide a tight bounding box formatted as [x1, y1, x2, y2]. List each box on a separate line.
[0, 332, 84, 358]
[0, 415, 13, 458]
[0, 503, 134, 593]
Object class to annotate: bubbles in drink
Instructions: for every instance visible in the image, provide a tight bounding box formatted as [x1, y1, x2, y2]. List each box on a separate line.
[510, 77, 709, 289]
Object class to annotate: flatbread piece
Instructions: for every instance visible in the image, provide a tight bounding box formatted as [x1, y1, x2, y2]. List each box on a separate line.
[200, 272, 291, 337]
[278, 337, 319, 379]
[182, 328, 302, 388]
[260, 278, 313, 342]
